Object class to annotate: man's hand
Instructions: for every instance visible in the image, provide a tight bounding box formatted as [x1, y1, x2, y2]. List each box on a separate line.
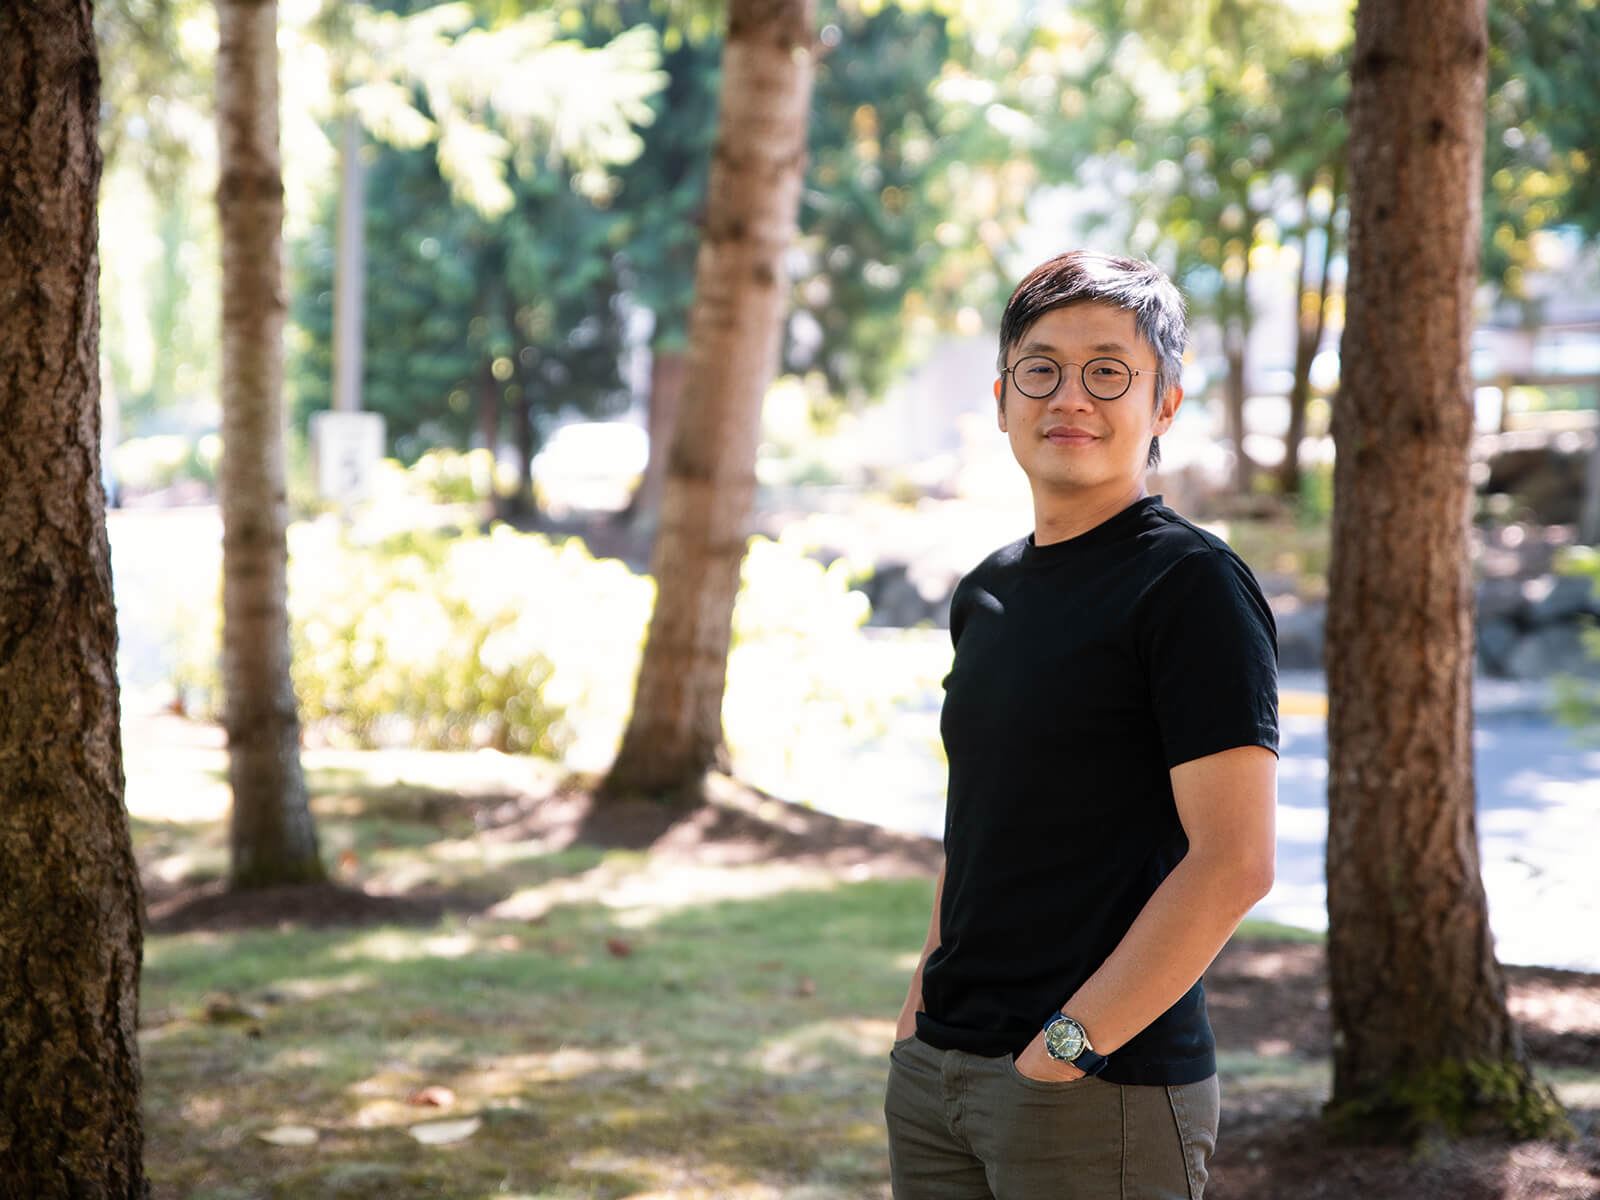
[1012, 1031, 1087, 1083]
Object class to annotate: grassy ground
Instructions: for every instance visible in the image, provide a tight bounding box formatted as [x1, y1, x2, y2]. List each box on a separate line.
[134, 727, 932, 1199]
[132, 720, 1600, 1200]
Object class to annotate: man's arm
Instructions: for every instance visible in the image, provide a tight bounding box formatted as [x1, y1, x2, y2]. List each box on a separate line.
[894, 860, 945, 1041]
[1013, 743, 1277, 1081]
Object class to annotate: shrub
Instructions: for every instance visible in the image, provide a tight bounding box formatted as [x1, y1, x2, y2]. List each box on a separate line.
[1553, 543, 1600, 733]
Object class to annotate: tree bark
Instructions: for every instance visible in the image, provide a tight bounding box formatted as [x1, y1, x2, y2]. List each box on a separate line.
[216, 0, 325, 887]
[1324, 0, 1565, 1142]
[0, 2, 148, 1192]
[603, 0, 817, 802]
[622, 343, 688, 530]
[1222, 311, 1255, 494]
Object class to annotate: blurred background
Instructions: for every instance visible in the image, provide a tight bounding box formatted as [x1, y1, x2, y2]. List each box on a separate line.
[101, 0, 1600, 963]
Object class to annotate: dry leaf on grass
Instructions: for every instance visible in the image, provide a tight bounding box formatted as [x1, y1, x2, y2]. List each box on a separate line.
[408, 1116, 482, 1145]
[404, 1085, 456, 1107]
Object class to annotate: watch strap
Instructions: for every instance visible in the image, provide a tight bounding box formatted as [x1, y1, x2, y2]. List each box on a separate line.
[1043, 1012, 1110, 1076]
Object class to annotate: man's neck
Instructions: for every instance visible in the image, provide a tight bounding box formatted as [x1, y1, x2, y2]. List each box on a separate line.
[1031, 482, 1150, 546]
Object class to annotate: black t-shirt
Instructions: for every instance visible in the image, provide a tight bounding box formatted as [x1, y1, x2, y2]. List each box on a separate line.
[915, 495, 1279, 1086]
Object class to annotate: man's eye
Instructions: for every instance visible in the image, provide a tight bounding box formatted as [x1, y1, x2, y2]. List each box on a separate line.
[1025, 364, 1055, 376]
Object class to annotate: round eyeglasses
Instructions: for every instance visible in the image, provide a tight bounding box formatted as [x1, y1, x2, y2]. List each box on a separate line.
[1000, 354, 1155, 401]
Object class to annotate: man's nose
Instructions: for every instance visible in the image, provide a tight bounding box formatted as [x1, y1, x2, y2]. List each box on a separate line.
[1047, 369, 1093, 409]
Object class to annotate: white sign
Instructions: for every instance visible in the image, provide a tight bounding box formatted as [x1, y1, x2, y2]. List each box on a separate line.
[310, 411, 385, 504]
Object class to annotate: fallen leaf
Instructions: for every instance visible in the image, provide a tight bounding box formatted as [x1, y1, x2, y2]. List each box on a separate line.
[605, 937, 633, 958]
[408, 1116, 482, 1145]
[796, 977, 817, 997]
[405, 1085, 456, 1108]
[258, 1125, 318, 1146]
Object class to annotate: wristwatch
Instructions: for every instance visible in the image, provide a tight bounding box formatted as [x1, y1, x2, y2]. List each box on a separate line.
[1042, 1013, 1109, 1076]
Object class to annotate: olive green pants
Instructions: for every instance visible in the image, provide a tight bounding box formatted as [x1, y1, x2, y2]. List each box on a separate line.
[884, 1035, 1219, 1199]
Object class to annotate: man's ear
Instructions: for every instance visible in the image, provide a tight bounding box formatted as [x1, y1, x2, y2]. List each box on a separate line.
[995, 377, 1007, 432]
[1153, 384, 1183, 436]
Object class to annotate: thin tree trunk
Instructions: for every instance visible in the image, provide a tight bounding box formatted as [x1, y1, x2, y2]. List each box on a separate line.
[1324, 0, 1565, 1142]
[603, 0, 817, 803]
[623, 343, 688, 529]
[509, 375, 535, 518]
[333, 108, 365, 414]
[477, 357, 505, 520]
[0, 2, 148, 1192]
[216, 0, 324, 887]
[1278, 170, 1339, 497]
[1223, 312, 1254, 494]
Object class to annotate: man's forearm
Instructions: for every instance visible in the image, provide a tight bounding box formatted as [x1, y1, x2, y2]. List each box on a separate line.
[1020, 744, 1277, 1077]
[1057, 846, 1271, 1056]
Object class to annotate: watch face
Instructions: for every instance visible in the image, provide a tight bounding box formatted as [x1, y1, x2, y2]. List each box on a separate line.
[1045, 1017, 1085, 1061]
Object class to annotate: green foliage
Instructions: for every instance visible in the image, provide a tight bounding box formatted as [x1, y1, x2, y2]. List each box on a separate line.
[1552, 544, 1600, 731]
[1483, 1, 1600, 293]
[289, 528, 570, 755]
[792, 0, 1004, 404]
[290, 138, 631, 463]
[110, 433, 221, 496]
[587, 0, 1018, 406]
[403, 447, 505, 504]
[589, 0, 722, 353]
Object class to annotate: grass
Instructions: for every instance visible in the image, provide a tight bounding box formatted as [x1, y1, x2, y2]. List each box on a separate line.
[135, 742, 1596, 1199]
[142, 882, 922, 1198]
[136, 746, 935, 1199]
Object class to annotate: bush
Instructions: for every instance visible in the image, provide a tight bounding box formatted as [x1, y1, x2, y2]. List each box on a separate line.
[1553, 544, 1600, 732]
[170, 522, 644, 757]
[157, 486, 932, 779]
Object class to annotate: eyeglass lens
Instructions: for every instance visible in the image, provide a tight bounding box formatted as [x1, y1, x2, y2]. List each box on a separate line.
[1011, 355, 1132, 400]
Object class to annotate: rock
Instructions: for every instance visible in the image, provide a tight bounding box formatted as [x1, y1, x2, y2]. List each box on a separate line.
[1475, 576, 1528, 626]
[1274, 602, 1325, 673]
[1504, 624, 1600, 681]
[1476, 619, 1520, 676]
[863, 561, 953, 628]
[1526, 573, 1600, 626]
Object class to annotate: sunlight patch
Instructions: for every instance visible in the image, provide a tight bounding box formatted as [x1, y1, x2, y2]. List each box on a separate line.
[333, 929, 476, 962]
[749, 1017, 897, 1075]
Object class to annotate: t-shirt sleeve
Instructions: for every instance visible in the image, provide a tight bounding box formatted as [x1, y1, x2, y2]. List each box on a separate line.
[1139, 547, 1280, 768]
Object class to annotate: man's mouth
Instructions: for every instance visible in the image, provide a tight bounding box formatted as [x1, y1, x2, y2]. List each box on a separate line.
[1044, 427, 1098, 445]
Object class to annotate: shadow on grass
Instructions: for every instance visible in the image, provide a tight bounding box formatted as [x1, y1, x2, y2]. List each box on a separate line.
[141, 877, 931, 1198]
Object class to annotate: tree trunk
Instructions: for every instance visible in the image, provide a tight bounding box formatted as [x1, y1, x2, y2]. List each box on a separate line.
[603, 0, 817, 802]
[477, 357, 505, 520]
[1324, 0, 1566, 1143]
[1222, 313, 1254, 494]
[216, 0, 325, 888]
[509, 377, 535, 519]
[622, 343, 688, 530]
[1278, 171, 1339, 498]
[0, 2, 148, 1192]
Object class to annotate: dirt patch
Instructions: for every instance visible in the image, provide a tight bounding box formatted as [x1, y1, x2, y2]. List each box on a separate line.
[144, 880, 464, 934]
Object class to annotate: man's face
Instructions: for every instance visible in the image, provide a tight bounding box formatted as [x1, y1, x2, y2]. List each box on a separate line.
[994, 301, 1180, 509]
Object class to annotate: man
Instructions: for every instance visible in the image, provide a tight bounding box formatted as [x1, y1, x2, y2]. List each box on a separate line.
[884, 250, 1279, 1199]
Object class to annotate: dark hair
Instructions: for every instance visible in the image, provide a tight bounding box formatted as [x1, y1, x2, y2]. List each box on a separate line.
[996, 251, 1187, 468]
